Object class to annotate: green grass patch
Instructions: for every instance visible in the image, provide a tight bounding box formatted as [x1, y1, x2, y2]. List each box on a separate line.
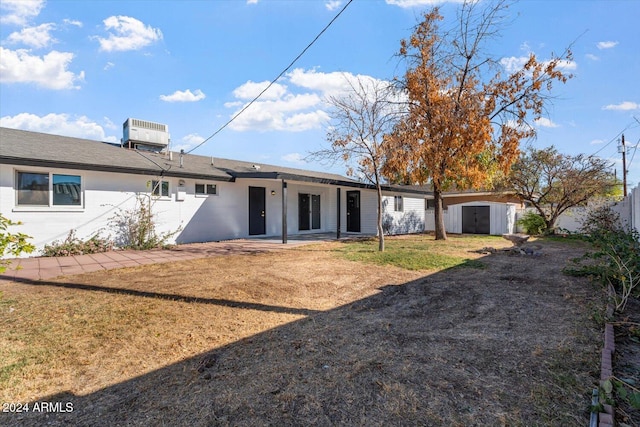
[334, 234, 499, 271]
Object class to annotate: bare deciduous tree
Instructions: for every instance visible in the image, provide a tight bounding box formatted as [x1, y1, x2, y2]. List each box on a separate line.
[311, 76, 402, 251]
[509, 146, 615, 231]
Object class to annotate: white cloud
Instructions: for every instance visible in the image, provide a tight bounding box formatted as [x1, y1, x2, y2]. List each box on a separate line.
[159, 89, 206, 102]
[499, 56, 528, 73]
[553, 59, 577, 71]
[228, 93, 326, 132]
[104, 61, 115, 70]
[534, 117, 559, 128]
[282, 153, 306, 164]
[63, 19, 83, 28]
[171, 133, 205, 152]
[0, 47, 84, 89]
[287, 68, 352, 96]
[287, 68, 389, 99]
[0, 113, 118, 143]
[232, 81, 287, 100]
[226, 68, 394, 133]
[247, 0, 258, 4]
[597, 41, 618, 50]
[0, 0, 45, 25]
[285, 110, 330, 131]
[95, 16, 163, 52]
[7, 23, 57, 48]
[103, 117, 117, 130]
[325, 1, 342, 11]
[385, 0, 463, 7]
[500, 55, 577, 74]
[602, 101, 639, 111]
[585, 53, 599, 61]
[590, 139, 605, 145]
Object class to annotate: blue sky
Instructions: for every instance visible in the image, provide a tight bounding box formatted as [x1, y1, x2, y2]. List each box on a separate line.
[1, 0, 639, 189]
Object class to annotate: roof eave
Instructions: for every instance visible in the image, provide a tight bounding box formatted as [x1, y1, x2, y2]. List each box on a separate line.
[0, 156, 234, 182]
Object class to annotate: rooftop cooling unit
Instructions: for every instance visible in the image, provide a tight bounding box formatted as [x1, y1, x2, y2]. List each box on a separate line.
[123, 118, 169, 151]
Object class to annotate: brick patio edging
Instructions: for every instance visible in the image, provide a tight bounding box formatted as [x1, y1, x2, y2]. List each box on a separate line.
[598, 322, 615, 427]
[598, 286, 621, 427]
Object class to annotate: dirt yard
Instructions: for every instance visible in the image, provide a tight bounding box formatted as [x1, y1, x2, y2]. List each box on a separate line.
[1, 236, 604, 426]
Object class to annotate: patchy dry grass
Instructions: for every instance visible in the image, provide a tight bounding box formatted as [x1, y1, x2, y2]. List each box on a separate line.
[335, 234, 506, 270]
[0, 235, 603, 426]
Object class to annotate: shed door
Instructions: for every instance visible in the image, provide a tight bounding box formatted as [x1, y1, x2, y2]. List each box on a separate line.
[249, 186, 266, 235]
[462, 206, 490, 234]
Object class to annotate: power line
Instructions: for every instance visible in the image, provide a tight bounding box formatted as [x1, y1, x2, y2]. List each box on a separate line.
[591, 120, 639, 156]
[186, 0, 354, 155]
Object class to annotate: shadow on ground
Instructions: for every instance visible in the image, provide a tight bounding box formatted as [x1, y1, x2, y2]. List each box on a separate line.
[4, 243, 600, 427]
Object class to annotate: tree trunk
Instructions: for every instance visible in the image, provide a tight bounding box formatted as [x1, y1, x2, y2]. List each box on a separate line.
[433, 188, 447, 240]
[376, 183, 385, 251]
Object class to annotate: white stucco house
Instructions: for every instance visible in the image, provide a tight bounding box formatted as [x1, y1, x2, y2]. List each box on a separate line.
[0, 125, 431, 255]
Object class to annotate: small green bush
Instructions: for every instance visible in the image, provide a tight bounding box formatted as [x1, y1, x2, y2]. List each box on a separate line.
[42, 230, 113, 257]
[517, 211, 547, 235]
[1, 214, 35, 272]
[109, 196, 181, 250]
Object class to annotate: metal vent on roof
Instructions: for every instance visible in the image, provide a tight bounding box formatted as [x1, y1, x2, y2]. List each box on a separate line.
[129, 119, 167, 132]
[123, 118, 169, 151]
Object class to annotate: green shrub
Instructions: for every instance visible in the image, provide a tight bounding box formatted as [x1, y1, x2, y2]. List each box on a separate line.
[0, 214, 35, 272]
[517, 211, 547, 235]
[42, 230, 113, 257]
[109, 196, 180, 250]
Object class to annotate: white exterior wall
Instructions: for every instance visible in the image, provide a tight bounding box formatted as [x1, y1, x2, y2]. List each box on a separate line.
[0, 163, 246, 252]
[381, 193, 425, 235]
[359, 189, 380, 235]
[1, 162, 391, 256]
[424, 201, 517, 235]
[178, 177, 287, 243]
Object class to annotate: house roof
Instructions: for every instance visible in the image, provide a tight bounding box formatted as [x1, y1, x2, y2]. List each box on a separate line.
[0, 127, 431, 195]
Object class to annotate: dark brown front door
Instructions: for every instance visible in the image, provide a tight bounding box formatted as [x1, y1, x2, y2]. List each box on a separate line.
[346, 191, 361, 232]
[299, 193, 310, 231]
[249, 186, 266, 235]
[311, 194, 321, 230]
[299, 193, 321, 231]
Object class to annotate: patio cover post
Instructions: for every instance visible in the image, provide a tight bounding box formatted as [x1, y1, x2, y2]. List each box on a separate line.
[282, 180, 288, 244]
[336, 187, 341, 240]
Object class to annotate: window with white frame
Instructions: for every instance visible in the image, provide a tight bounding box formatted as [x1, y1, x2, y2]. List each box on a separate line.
[195, 183, 217, 195]
[16, 171, 82, 207]
[394, 196, 404, 212]
[151, 180, 169, 197]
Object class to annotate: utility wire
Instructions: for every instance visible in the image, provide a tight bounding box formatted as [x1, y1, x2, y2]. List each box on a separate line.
[591, 120, 639, 156]
[186, 0, 354, 154]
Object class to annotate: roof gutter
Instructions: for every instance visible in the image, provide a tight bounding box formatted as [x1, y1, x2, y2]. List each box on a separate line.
[0, 156, 234, 182]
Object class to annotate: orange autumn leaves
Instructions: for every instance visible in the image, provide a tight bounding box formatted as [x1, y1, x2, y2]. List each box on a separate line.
[383, 7, 573, 194]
